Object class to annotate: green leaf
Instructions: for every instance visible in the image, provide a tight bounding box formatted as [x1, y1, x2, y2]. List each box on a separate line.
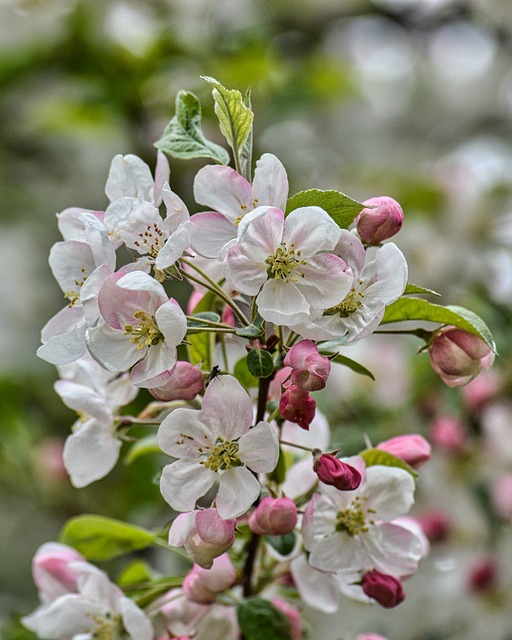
[323, 352, 375, 380]
[266, 532, 296, 556]
[404, 283, 441, 296]
[154, 90, 229, 164]
[381, 298, 496, 352]
[125, 435, 160, 465]
[201, 76, 254, 156]
[236, 313, 265, 338]
[187, 330, 212, 370]
[246, 348, 274, 378]
[59, 515, 155, 561]
[117, 560, 154, 587]
[234, 355, 259, 389]
[187, 311, 221, 327]
[237, 598, 292, 640]
[285, 189, 364, 229]
[360, 448, 418, 480]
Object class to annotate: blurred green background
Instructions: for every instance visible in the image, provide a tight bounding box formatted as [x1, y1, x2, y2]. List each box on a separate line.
[2, 0, 512, 638]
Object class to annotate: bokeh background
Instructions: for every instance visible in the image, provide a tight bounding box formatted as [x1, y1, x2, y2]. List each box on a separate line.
[2, 0, 512, 638]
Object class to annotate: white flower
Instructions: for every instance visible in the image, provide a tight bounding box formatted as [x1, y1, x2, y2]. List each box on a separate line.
[225, 206, 353, 326]
[158, 375, 279, 519]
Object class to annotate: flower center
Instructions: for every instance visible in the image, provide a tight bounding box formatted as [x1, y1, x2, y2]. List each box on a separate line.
[124, 310, 164, 349]
[64, 267, 88, 307]
[201, 437, 240, 472]
[324, 282, 364, 318]
[335, 496, 375, 537]
[266, 242, 307, 282]
[91, 612, 123, 640]
[133, 222, 166, 257]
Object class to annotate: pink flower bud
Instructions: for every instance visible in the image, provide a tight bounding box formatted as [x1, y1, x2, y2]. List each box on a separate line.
[468, 556, 498, 594]
[361, 569, 406, 608]
[283, 340, 331, 391]
[356, 635, 390, 640]
[376, 434, 431, 469]
[169, 509, 236, 569]
[149, 361, 204, 402]
[416, 509, 452, 543]
[356, 196, 404, 244]
[461, 370, 500, 414]
[272, 599, 303, 640]
[428, 327, 495, 388]
[248, 497, 298, 536]
[183, 554, 236, 604]
[33, 543, 84, 601]
[279, 386, 316, 430]
[429, 415, 468, 454]
[313, 452, 361, 491]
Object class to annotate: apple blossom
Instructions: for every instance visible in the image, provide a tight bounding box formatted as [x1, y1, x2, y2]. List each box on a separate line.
[361, 569, 406, 608]
[313, 452, 362, 491]
[279, 385, 316, 430]
[32, 542, 84, 603]
[158, 375, 279, 519]
[105, 151, 170, 205]
[283, 339, 331, 391]
[86, 270, 187, 388]
[356, 196, 404, 245]
[225, 205, 353, 325]
[148, 361, 204, 401]
[190, 152, 289, 258]
[248, 496, 298, 535]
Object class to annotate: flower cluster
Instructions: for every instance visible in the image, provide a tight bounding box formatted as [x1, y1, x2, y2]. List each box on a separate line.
[25, 78, 496, 640]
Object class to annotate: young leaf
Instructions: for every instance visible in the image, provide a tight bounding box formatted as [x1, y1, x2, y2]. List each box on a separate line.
[234, 355, 259, 389]
[236, 313, 265, 338]
[360, 448, 418, 480]
[187, 330, 212, 370]
[201, 76, 254, 163]
[246, 348, 274, 378]
[154, 91, 230, 165]
[237, 598, 292, 640]
[285, 189, 364, 229]
[381, 297, 496, 352]
[403, 283, 441, 296]
[59, 515, 155, 561]
[266, 532, 296, 557]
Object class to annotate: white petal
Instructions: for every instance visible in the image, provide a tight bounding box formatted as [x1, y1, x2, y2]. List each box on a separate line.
[309, 532, 366, 574]
[49, 241, 96, 295]
[22, 594, 96, 638]
[193, 164, 252, 222]
[296, 253, 353, 309]
[283, 207, 341, 255]
[256, 279, 310, 325]
[86, 324, 141, 372]
[190, 212, 238, 259]
[120, 596, 154, 640]
[363, 465, 416, 521]
[225, 244, 268, 296]
[238, 421, 279, 473]
[63, 421, 121, 488]
[155, 299, 187, 347]
[155, 221, 192, 269]
[105, 154, 154, 202]
[38, 319, 87, 366]
[237, 206, 283, 258]
[201, 376, 254, 441]
[216, 466, 260, 519]
[54, 380, 111, 423]
[251, 153, 289, 212]
[290, 555, 339, 613]
[362, 522, 423, 577]
[129, 343, 176, 388]
[157, 407, 215, 458]
[160, 460, 217, 512]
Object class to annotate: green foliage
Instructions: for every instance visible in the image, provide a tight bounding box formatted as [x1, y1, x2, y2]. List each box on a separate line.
[381, 298, 496, 352]
[125, 434, 160, 465]
[234, 355, 260, 389]
[236, 314, 265, 338]
[117, 559, 154, 587]
[246, 348, 274, 378]
[403, 283, 441, 296]
[267, 532, 296, 556]
[59, 514, 155, 561]
[237, 598, 292, 640]
[360, 448, 418, 480]
[154, 90, 230, 164]
[285, 189, 364, 228]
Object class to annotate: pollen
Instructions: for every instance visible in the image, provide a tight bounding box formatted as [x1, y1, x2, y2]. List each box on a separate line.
[133, 222, 165, 257]
[324, 286, 364, 318]
[335, 496, 376, 537]
[266, 242, 307, 282]
[201, 437, 240, 472]
[90, 612, 122, 640]
[123, 310, 164, 349]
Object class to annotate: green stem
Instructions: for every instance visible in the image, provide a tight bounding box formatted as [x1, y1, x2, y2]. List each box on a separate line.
[279, 439, 314, 453]
[185, 315, 234, 329]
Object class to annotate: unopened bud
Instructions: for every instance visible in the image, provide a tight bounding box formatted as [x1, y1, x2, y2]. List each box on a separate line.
[313, 452, 361, 491]
[356, 196, 404, 245]
[376, 434, 431, 469]
[183, 554, 236, 604]
[279, 386, 316, 430]
[468, 556, 498, 594]
[149, 361, 204, 401]
[33, 543, 84, 600]
[283, 340, 331, 391]
[361, 569, 405, 608]
[428, 327, 495, 388]
[248, 497, 298, 536]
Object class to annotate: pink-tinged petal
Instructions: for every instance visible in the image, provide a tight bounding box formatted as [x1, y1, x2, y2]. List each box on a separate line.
[194, 165, 252, 222]
[238, 421, 279, 472]
[97, 273, 147, 329]
[201, 376, 254, 440]
[155, 299, 187, 347]
[116, 270, 168, 304]
[63, 420, 121, 488]
[74, 562, 123, 607]
[360, 243, 408, 306]
[237, 206, 283, 258]
[290, 555, 340, 614]
[195, 604, 239, 640]
[284, 207, 341, 255]
[362, 523, 423, 577]
[168, 511, 197, 547]
[297, 254, 353, 309]
[216, 466, 261, 519]
[160, 459, 217, 512]
[363, 466, 415, 521]
[157, 407, 215, 458]
[120, 596, 153, 640]
[256, 279, 310, 325]
[54, 380, 111, 424]
[155, 221, 192, 270]
[86, 324, 141, 372]
[129, 343, 176, 388]
[195, 509, 236, 546]
[334, 229, 366, 275]
[22, 593, 96, 637]
[154, 151, 171, 205]
[105, 153, 154, 202]
[225, 244, 268, 295]
[309, 532, 366, 574]
[251, 153, 289, 212]
[190, 212, 238, 258]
